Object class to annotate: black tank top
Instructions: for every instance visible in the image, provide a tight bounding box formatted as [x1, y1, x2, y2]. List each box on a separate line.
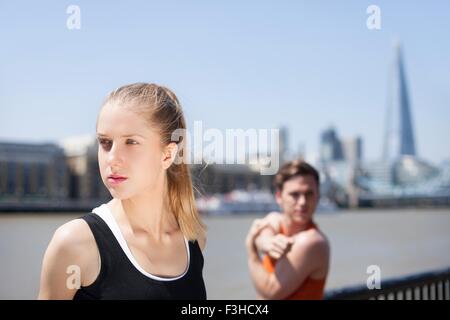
[73, 212, 207, 300]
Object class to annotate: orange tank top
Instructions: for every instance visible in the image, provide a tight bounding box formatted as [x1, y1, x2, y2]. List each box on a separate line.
[261, 221, 326, 300]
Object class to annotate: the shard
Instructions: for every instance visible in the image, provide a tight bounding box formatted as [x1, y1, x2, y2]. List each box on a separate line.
[383, 41, 416, 161]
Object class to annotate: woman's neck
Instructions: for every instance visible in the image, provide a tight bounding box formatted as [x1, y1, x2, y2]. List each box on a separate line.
[110, 186, 178, 241]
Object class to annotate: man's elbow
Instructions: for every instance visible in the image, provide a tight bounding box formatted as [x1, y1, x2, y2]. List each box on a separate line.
[258, 278, 286, 300]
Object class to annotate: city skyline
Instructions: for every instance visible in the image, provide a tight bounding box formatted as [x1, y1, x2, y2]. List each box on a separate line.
[1, 1, 449, 166]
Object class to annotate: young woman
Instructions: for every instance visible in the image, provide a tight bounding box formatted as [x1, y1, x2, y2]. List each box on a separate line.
[38, 83, 207, 299]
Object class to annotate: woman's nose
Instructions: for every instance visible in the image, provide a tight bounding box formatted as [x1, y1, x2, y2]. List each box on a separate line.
[107, 143, 123, 166]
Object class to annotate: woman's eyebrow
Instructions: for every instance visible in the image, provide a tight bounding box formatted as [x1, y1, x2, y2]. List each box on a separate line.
[121, 134, 146, 138]
[96, 133, 145, 138]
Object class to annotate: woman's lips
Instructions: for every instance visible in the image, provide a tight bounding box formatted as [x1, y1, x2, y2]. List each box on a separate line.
[107, 176, 128, 185]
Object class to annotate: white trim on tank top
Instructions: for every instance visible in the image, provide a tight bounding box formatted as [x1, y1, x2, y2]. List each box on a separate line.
[92, 204, 190, 281]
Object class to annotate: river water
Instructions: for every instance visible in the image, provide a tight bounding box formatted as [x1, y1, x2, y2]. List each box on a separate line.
[1, 208, 449, 299]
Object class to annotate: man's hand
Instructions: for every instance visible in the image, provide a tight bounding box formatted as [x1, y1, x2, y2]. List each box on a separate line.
[253, 212, 294, 260]
[263, 233, 294, 259]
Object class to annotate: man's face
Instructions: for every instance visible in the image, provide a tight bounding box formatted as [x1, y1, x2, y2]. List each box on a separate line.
[275, 174, 320, 225]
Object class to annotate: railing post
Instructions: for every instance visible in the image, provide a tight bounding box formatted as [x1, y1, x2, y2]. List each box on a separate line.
[416, 286, 421, 300]
[444, 279, 450, 300]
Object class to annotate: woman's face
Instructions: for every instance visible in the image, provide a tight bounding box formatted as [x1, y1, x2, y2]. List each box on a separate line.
[96, 103, 165, 200]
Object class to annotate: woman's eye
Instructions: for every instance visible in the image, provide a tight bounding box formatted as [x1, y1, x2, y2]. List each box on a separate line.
[98, 139, 112, 150]
[126, 139, 138, 145]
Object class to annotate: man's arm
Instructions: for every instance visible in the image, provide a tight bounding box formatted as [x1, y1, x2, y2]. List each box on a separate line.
[254, 212, 293, 259]
[247, 220, 328, 300]
[254, 226, 276, 252]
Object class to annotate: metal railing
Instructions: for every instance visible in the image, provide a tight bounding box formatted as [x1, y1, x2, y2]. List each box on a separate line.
[324, 267, 450, 300]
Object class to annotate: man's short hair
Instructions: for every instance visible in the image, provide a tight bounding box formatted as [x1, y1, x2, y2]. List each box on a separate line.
[273, 159, 320, 191]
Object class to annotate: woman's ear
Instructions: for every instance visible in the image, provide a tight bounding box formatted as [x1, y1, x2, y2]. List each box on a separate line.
[162, 142, 178, 170]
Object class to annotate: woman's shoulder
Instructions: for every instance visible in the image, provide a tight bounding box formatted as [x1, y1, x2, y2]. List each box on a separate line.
[53, 218, 94, 246]
[46, 218, 99, 267]
[38, 217, 100, 299]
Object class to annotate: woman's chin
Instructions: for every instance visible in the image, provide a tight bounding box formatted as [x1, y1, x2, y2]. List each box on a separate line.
[108, 189, 133, 200]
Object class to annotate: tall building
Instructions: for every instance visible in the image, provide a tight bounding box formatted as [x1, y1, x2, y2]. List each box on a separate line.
[341, 137, 363, 164]
[320, 127, 343, 163]
[367, 42, 438, 191]
[383, 41, 416, 161]
[278, 126, 289, 164]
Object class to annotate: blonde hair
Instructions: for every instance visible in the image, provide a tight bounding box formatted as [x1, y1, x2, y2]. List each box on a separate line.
[102, 83, 206, 241]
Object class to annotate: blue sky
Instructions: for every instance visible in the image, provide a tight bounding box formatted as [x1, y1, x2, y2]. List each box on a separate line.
[1, 1, 449, 165]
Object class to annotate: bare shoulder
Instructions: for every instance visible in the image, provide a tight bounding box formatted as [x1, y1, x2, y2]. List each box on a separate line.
[293, 227, 330, 257]
[263, 211, 283, 232]
[38, 218, 99, 299]
[52, 218, 96, 250]
[51, 218, 100, 272]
